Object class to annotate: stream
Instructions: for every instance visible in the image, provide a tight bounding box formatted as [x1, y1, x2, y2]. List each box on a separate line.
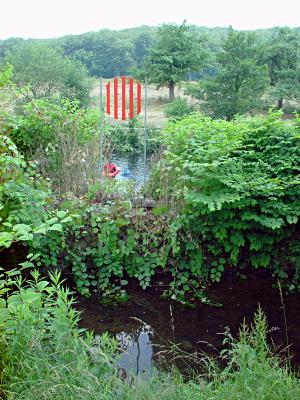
[79, 271, 300, 377]
[110, 152, 151, 188]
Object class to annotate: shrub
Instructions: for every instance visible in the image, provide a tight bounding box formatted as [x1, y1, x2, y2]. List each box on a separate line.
[27, 193, 171, 298]
[9, 98, 102, 194]
[0, 135, 74, 250]
[164, 97, 194, 119]
[150, 111, 300, 287]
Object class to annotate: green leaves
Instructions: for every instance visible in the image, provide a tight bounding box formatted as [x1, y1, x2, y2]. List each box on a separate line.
[142, 22, 209, 99]
[150, 111, 300, 288]
[48, 223, 63, 232]
[13, 224, 33, 241]
[187, 27, 270, 120]
[0, 232, 14, 248]
[261, 27, 300, 108]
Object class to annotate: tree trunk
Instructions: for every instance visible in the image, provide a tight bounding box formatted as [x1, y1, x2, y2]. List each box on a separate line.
[277, 98, 283, 109]
[168, 81, 175, 100]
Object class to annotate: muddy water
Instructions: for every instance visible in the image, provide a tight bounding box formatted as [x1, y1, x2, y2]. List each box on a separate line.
[79, 271, 300, 376]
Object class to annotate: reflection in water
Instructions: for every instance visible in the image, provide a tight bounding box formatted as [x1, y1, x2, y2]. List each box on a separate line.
[79, 273, 300, 377]
[117, 324, 154, 377]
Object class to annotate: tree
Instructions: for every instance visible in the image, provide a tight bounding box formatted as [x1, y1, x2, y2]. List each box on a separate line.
[187, 27, 269, 120]
[141, 22, 208, 100]
[134, 32, 154, 68]
[61, 30, 135, 78]
[4, 42, 93, 106]
[261, 28, 300, 109]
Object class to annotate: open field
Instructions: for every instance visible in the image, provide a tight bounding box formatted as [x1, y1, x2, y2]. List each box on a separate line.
[91, 79, 195, 127]
[91, 79, 300, 127]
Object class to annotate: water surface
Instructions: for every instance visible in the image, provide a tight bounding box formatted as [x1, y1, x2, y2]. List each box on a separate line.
[110, 152, 151, 188]
[79, 271, 300, 377]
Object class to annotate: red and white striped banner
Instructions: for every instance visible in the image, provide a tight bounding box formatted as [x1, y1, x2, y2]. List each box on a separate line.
[105, 77, 142, 120]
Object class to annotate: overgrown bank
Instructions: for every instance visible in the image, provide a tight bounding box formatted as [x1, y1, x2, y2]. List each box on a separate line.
[1, 62, 300, 398]
[1, 112, 300, 302]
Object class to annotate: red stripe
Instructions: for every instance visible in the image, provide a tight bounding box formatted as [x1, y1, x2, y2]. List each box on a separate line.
[137, 81, 142, 115]
[106, 82, 110, 115]
[122, 76, 126, 120]
[129, 78, 134, 119]
[114, 77, 118, 120]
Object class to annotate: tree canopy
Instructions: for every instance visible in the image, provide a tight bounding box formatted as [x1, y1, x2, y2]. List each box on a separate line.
[187, 27, 269, 120]
[4, 42, 93, 106]
[141, 22, 209, 99]
[261, 27, 300, 109]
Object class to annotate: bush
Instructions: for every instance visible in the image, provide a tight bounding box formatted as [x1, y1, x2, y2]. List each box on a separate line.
[164, 98, 194, 119]
[150, 111, 300, 287]
[8, 98, 103, 194]
[0, 135, 75, 250]
[27, 192, 171, 298]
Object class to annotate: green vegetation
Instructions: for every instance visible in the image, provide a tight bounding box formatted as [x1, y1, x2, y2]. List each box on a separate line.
[1, 31, 300, 298]
[0, 269, 118, 400]
[2, 111, 300, 302]
[1, 25, 299, 118]
[139, 22, 208, 100]
[1, 22, 300, 400]
[2, 95, 158, 193]
[149, 112, 300, 291]
[6, 97, 101, 193]
[261, 28, 300, 109]
[1, 271, 299, 400]
[164, 97, 194, 119]
[186, 27, 270, 119]
[0, 134, 75, 250]
[5, 42, 93, 106]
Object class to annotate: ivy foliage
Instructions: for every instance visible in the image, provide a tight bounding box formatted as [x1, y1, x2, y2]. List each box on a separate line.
[27, 197, 171, 298]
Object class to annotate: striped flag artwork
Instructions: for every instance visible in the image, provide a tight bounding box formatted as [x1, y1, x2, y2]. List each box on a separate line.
[105, 77, 142, 120]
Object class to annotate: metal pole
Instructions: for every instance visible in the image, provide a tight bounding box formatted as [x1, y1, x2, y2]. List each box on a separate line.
[143, 77, 148, 199]
[99, 77, 103, 180]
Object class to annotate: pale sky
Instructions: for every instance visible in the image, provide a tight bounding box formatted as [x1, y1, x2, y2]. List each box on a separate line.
[0, 0, 299, 39]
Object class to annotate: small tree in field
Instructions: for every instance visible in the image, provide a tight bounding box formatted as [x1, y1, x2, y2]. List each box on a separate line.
[261, 28, 300, 109]
[141, 22, 208, 100]
[187, 27, 269, 120]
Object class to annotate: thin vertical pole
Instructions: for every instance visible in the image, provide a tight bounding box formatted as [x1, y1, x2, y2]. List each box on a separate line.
[114, 77, 118, 120]
[129, 78, 134, 119]
[121, 76, 126, 120]
[99, 77, 103, 179]
[143, 77, 148, 199]
[106, 82, 110, 115]
[137, 81, 142, 115]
